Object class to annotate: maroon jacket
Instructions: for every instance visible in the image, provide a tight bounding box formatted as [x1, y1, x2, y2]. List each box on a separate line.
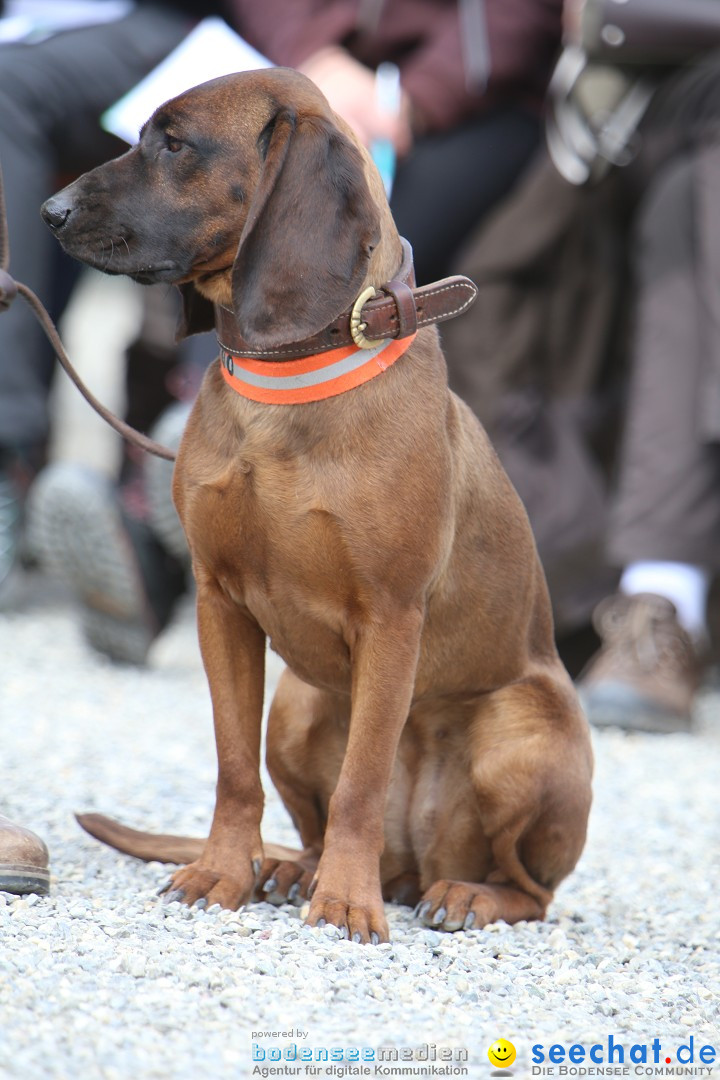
[230, 0, 563, 133]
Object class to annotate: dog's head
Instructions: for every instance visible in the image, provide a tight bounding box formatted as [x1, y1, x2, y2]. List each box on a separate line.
[42, 68, 397, 347]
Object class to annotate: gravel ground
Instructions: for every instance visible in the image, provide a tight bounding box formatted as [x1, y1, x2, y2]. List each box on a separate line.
[2, 579, 719, 1080]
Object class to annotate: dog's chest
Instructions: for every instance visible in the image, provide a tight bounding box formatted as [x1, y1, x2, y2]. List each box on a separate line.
[180, 442, 368, 688]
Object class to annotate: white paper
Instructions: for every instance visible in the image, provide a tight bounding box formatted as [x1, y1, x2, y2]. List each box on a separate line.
[0, 0, 133, 42]
[101, 17, 272, 145]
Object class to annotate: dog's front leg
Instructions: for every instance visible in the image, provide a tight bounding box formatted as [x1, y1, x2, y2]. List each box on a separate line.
[305, 608, 423, 944]
[164, 574, 265, 910]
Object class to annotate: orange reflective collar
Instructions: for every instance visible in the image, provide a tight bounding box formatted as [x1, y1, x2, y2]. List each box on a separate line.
[219, 334, 416, 405]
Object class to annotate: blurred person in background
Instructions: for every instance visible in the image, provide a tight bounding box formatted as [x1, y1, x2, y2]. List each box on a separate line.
[442, 0, 720, 733]
[0, 0, 226, 601]
[239, 0, 563, 285]
[576, 50, 720, 734]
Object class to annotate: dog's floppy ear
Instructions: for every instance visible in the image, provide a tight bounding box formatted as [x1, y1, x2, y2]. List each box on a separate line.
[232, 108, 381, 347]
[175, 283, 215, 341]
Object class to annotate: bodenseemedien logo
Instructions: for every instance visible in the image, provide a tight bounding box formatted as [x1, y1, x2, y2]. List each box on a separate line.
[251, 1041, 470, 1075]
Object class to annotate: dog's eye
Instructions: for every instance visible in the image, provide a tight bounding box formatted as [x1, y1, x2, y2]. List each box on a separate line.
[165, 138, 183, 154]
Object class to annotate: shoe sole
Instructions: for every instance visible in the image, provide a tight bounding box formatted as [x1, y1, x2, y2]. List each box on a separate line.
[578, 681, 692, 734]
[0, 864, 50, 896]
[27, 464, 154, 665]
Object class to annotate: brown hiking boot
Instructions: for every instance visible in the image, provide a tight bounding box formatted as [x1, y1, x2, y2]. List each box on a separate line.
[578, 593, 702, 733]
[0, 815, 50, 895]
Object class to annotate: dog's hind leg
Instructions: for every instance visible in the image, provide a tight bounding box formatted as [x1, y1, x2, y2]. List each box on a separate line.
[416, 671, 593, 931]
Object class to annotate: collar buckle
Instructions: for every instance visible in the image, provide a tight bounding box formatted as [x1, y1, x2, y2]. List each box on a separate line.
[350, 286, 383, 349]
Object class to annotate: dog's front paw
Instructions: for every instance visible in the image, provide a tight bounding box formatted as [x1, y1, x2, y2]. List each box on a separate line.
[304, 891, 389, 945]
[159, 858, 259, 911]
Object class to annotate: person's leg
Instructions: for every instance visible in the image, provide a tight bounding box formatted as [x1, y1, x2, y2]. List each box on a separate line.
[608, 156, 720, 577]
[390, 106, 541, 283]
[0, 6, 193, 586]
[580, 154, 718, 731]
[0, 5, 193, 447]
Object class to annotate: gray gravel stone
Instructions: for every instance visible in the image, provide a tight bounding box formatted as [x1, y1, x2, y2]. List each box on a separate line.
[2, 598, 720, 1079]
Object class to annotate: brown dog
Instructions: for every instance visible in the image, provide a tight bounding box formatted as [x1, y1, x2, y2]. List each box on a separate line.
[42, 68, 592, 944]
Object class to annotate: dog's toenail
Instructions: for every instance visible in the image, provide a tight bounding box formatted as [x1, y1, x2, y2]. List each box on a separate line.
[163, 889, 185, 904]
[157, 879, 174, 896]
[252, 859, 262, 877]
[194, 898, 207, 910]
[463, 912, 476, 930]
[370, 932, 380, 945]
[432, 906, 447, 925]
[316, 918, 326, 928]
[288, 883, 300, 902]
[340, 925, 349, 939]
[352, 931, 362, 944]
[262, 878, 277, 893]
[416, 901, 431, 921]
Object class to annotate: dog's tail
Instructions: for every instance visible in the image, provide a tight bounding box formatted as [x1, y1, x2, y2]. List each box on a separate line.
[75, 812, 301, 865]
[75, 813, 205, 863]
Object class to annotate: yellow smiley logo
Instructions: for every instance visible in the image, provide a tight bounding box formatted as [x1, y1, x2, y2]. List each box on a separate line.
[488, 1040, 516, 1069]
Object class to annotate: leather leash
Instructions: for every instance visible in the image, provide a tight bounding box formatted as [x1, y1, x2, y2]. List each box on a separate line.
[0, 165, 177, 461]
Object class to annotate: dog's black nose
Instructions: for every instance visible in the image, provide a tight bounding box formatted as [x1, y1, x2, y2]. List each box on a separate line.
[41, 197, 71, 230]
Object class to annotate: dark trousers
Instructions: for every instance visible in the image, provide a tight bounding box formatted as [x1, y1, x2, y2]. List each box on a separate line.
[0, 5, 193, 450]
[391, 106, 541, 285]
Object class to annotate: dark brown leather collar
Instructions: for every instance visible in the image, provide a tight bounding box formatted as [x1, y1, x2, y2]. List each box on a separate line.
[215, 237, 477, 360]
